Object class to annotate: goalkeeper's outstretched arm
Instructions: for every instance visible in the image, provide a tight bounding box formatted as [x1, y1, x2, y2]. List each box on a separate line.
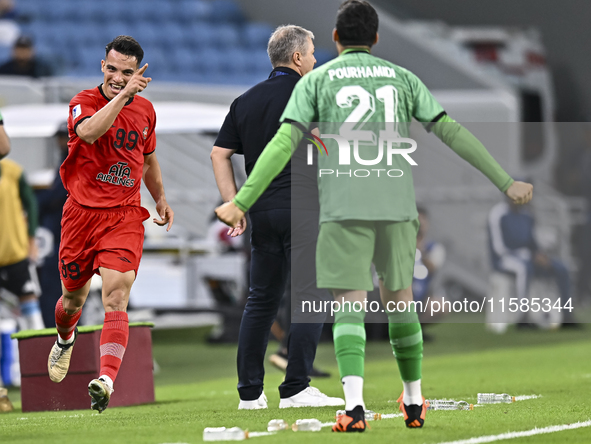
[215, 122, 302, 227]
[431, 115, 533, 205]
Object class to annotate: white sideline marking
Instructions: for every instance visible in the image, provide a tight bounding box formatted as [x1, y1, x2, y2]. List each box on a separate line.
[381, 413, 403, 419]
[514, 395, 541, 401]
[434, 420, 591, 444]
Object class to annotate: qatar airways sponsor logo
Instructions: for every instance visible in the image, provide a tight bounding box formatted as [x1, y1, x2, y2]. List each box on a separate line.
[96, 162, 135, 187]
[305, 132, 417, 178]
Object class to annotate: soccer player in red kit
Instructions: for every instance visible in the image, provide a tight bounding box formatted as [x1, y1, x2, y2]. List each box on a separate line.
[47, 36, 173, 413]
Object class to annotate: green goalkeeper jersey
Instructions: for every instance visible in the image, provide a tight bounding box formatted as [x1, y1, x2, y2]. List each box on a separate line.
[280, 48, 445, 222]
[233, 48, 513, 222]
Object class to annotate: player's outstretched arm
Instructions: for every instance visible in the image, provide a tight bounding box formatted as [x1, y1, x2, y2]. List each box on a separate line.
[214, 122, 299, 227]
[431, 115, 512, 191]
[143, 152, 174, 231]
[210, 146, 246, 236]
[76, 64, 152, 145]
[505, 180, 533, 205]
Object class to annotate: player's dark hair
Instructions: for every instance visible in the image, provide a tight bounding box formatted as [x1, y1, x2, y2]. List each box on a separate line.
[105, 35, 144, 66]
[336, 0, 379, 47]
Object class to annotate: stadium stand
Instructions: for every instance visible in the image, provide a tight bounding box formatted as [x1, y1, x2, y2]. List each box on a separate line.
[6, 0, 333, 85]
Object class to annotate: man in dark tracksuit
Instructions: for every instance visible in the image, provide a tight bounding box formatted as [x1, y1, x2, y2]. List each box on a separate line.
[210, 25, 343, 409]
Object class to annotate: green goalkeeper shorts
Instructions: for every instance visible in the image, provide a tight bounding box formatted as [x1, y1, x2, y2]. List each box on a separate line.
[316, 219, 419, 292]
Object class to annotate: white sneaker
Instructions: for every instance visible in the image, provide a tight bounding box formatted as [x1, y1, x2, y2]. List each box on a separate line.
[238, 392, 268, 410]
[279, 386, 345, 408]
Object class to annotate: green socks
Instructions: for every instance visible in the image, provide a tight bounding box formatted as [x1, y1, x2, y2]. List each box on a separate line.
[387, 310, 423, 382]
[333, 309, 366, 378]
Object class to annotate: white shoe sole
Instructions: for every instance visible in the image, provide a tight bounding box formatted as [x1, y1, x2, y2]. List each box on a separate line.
[279, 398, 345, 408]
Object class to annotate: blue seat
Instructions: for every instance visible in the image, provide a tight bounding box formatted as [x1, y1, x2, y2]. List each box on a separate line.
[170, 47, 199, 72]
[244, 22, 273, 49]
[214, 24, 239, 49]
[158, 23, 186, 50]
[246, 49, 272, 74]
[195, 48, 226, 75]
[134, 0, 175, 23]
[314, 48, 336, 67]
[210, 0, 244, 23]
[105, 21, 135, 42]
[78, 47, 105, 73]
[142, 46, 167, 76]
[176, 0, 212, 24]
[130, 23, 160, 47]
[0, 46, 12, 64]
[43, 2, 68, 22]
[184, 22, 215, 49]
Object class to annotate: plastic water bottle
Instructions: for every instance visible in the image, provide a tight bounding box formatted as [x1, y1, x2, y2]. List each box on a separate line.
[292, 419, 322, 432]
[427, 400, 474, 410]
[203, 427, 248, 441]
[267, 419, 288, 431]
[477, 393, 515, 404]
[336, 409, 382, 420]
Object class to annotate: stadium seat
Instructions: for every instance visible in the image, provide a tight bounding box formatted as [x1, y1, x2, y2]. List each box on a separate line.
[209, 0, 245, 24]
[0, 46, 11, 64]
[105, 21, 135, 42]
[143, 46, 168, 76]
[314, 48, 336, 66]
[244, 22, 274, 49]
[158, 23, 186, 50]
[130, 23, 161, 47]
[176, 0, 212, 24]
[22, 0, 303, 86]
[213, 24, 239, 49]
[184, 22, 216, 49]
[134, 0, 176, 24]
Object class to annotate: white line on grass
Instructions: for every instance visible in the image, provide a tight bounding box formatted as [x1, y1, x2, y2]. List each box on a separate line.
[249, 432, 276, 437]
[381, 413, 403, 419]
[434, 420, 591, 444]
[514, 394, 541, 401]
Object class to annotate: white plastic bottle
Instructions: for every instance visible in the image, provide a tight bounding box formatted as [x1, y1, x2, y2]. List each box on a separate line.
[336, 409, 382, 420]
[427, 400, 474, 410]
[292, 419, 322, 432]
[203, 427, 248, 441]
[477, 393, 515, 404]
[267, 419, 288, 431]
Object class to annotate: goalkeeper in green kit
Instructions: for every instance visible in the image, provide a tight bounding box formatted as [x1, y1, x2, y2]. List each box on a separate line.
[216, 0, 533, 432]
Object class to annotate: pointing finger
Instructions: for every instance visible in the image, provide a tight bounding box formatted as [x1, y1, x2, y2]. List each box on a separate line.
[137, 63, 148, 76]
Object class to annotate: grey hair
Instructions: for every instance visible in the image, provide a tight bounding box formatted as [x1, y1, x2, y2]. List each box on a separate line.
[267, 25, 314, 68]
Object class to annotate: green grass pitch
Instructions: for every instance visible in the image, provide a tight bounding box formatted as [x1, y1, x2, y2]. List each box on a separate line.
[1, 323, 590, 444]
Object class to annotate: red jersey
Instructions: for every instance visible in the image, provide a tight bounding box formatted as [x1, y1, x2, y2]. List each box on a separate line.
[60, 85, 156, 208]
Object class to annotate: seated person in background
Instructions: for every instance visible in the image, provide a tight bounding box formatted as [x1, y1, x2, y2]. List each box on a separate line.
[0, 35, 53, 78]
[412, 207, 446, 331]
[488, 195, 577, 326]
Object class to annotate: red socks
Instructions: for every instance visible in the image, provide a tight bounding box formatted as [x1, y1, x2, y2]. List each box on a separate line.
[99, 311, 129, 382]
[55, 296, 82, 341]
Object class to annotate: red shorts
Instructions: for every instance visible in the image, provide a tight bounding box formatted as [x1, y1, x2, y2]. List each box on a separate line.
[59, 198, 150, 292]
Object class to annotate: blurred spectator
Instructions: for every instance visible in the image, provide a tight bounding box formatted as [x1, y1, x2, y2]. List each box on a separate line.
[412, 207, 446, 333]
[575, 126, 591, 304]
[0, 35, 53, 78]
[488, 197, 577, 326]
[0, 0, 18, 47]
[0, 130, 44, 331]
[35, 123, 69, 327]
[0, 0, 17, 19]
